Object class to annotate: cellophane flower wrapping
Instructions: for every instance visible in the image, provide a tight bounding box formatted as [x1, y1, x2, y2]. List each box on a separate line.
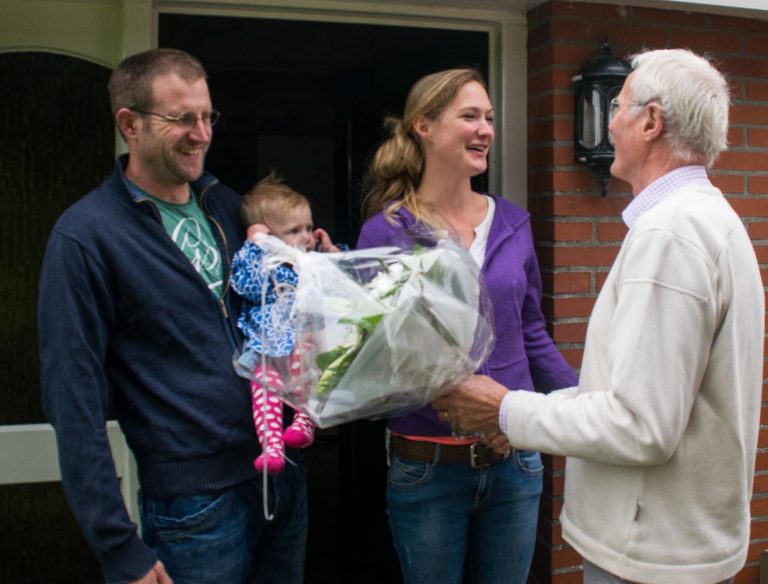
[233, 232, 495, 428]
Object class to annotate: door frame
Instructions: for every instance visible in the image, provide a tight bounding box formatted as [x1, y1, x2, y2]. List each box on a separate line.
[137, 0, 529, 207]
[0, 43, 138, 524]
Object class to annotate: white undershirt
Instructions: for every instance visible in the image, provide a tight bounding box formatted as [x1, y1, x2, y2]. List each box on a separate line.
[468, 195, 495, 267]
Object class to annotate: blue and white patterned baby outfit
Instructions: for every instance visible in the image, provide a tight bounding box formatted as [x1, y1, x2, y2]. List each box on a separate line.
[231, 240, 298, 357]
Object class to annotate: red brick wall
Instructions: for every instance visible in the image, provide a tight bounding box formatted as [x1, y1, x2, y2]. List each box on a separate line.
[526, 2, 768, 583]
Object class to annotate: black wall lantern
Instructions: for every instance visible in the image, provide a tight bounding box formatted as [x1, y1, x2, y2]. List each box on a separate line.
[573, 42, 631, 196]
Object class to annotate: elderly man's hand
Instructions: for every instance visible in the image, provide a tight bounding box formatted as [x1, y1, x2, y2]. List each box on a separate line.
[432, 375, 509, 435]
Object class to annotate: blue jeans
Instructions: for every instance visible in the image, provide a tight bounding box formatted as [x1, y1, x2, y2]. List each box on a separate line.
[140, 460, 307, 584]
[386, 448, 543, 584]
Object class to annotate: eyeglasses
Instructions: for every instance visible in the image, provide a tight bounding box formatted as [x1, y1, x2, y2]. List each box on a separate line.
[609, 98, 646, 118]
[130, 108, 221, 128]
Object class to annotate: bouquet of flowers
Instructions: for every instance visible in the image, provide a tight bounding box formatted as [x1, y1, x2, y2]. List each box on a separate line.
[234, 233, 495, 428]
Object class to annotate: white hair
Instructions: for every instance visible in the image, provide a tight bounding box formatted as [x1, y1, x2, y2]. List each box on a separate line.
[629, 48, 730, 168]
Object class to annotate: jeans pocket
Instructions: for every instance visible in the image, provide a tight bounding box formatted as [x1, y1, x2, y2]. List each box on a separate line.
[514, 449, 543, 476]
[142, 490, 233, 542]
[387, 454, 432, 489]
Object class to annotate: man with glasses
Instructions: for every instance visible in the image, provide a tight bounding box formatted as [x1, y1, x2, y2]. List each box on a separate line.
[435, 48, 763, 584]
[38, 48, 307, 584]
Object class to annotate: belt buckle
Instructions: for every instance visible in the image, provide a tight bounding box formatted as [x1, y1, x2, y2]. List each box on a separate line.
[470, 443, 490, 469]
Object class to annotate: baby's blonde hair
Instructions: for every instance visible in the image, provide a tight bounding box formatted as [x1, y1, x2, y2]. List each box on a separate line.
[241, 171, 311, 227]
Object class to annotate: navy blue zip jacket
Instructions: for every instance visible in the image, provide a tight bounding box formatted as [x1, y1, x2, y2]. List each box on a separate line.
[38, 155, 257, 582]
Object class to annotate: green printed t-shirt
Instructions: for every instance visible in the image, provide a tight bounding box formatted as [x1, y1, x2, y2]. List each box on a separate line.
[130, 182, 224, 297]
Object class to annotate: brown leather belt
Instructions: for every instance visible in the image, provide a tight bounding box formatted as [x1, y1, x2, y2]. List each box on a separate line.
[391, 435, 510, 468]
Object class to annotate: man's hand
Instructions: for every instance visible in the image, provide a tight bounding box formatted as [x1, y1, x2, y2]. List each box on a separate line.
[131, 560, 173, 584]
[432, 375, 509, 435]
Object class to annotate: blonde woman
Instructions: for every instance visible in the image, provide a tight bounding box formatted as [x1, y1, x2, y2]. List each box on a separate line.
[357, 68, 577, 584]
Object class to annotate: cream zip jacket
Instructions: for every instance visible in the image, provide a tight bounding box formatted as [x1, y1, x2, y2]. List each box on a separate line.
[503, 185, 763, 583]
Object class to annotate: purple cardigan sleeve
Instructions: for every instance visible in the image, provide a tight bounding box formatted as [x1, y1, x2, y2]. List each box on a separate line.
[520, 228, 578, 392]
[476, 196, 578, 394]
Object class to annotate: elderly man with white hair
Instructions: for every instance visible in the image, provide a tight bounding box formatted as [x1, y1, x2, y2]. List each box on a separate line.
[434, 48, 764, 584]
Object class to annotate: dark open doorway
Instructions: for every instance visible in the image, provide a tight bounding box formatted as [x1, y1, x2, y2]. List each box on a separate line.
[160, 13, 489, 583]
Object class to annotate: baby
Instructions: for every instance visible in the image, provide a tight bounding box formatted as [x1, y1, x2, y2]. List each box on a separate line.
[231, 172, 340, 474]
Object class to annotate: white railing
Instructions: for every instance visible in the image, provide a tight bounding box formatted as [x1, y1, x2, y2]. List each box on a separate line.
[0, 421, 138, 520]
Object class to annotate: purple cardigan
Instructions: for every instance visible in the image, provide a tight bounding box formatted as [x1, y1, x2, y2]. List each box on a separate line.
[356, 195, 578, 436]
